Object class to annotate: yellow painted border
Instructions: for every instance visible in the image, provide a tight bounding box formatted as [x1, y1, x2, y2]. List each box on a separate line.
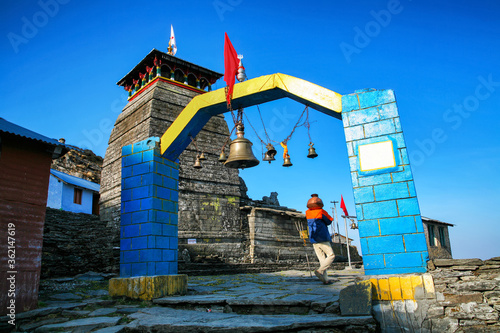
[358, 140, 396, 172]
[160, 73, 342, 157]
[369, 273, 435, 301]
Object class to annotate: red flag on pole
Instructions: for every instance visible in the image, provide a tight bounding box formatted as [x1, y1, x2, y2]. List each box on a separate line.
[340, 195, 349, 217]
[224, 32, 239, 106]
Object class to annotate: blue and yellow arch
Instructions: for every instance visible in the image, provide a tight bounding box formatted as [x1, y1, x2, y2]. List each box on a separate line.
[117, 73, 429, 287]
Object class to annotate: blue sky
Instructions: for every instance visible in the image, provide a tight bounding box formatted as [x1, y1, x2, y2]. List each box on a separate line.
[1, 0, 499, 260]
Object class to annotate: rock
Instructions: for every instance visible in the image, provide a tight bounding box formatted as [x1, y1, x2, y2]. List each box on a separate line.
[339, 280, 372, 316]
[53, 277, 75, 283]
[34, 316, 121, 333]
[18, 317, 69, 332]
[93, 325, 128, 333]
[452, 280, 497, 292]
[75, 271, 106, 281]
[324, 302, 340, 314]
[451, 265, 478, 271]
[84, 298, 115, 307]
[427, 305, 444, 318]
[86, 289, 109, 297]
[15, 306, 62, 320]
[41, 302, 86, 310]
[433, 258, 483, 267]
[117, 307, 141, 314]
[125, 307, 375, 332]
[429, 317, 458, 332]
[441, 293, 483, 306]
[50, 292, 82, 300]
[61, 310, 91, 317]
[88, 308, 118, 317]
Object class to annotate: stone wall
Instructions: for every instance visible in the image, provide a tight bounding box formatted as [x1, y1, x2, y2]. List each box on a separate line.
[41, 208, 117, 278]
[427, 257, 500, 331]
[370, 257, 500, 332]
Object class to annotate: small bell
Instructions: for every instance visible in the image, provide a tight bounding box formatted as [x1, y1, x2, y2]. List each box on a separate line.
[224, 125, 260, 169]
[263, 143, 277, 163]
[199, 152, 207, 160]
[307, 143, 318, 159]
[218, 151, 227, 163]
[193, 155, 202, 169]
[283, 154, 293, 167]
[350, 221, 358, 230]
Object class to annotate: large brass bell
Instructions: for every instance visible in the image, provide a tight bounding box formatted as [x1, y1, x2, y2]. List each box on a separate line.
[283, 154, 293, 167]
[262, 143, 277, 163]
[307, 143, 318, 159]
[218, 150, 227, 163]
[224, 125, 260, 169]
[193, 155, 202, 169]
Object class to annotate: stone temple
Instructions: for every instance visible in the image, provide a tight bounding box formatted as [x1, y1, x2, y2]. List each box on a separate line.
[99, 48, 360, 268]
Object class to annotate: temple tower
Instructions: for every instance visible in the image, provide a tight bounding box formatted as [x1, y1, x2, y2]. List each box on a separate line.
[100, 49, 245, 261]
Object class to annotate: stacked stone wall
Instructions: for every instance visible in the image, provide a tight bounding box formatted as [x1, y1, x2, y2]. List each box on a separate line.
[427, 257, 500, 331]
[41, 208, 117, 278]
[370, 257, 500, 332]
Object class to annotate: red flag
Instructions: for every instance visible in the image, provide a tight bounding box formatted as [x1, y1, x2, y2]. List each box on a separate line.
[224, 33, 239, 105]
[340, 195, 349, 217]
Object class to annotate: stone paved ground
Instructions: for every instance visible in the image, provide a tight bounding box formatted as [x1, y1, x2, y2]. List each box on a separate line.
[1, 269, 376, 332]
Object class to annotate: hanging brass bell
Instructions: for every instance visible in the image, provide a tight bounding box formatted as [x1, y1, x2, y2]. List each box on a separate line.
[218, 150, 227, 163]
[283, 154, 293, 167]
[263, 143, 277, 163]
[199, 152, 207, 160]
[307, 143, 318, 159]
[193, 155, 202, 169]
[224, 125, 260, 169]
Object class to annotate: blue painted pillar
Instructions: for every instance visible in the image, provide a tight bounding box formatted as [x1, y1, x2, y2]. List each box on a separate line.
[342, 89, 429, 275]
[120, 137, 179, 277]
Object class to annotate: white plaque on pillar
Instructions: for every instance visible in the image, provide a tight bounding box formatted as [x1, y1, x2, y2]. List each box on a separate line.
[358, 140, 396, 172]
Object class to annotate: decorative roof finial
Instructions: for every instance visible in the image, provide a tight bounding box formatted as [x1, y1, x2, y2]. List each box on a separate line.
[236, 54, 246, 82]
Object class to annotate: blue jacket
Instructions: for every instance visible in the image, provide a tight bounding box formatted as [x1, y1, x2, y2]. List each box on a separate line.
[306, 208, 333, 243]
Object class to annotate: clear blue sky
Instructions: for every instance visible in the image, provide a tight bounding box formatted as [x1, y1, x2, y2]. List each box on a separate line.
[1, 0, 499, 260]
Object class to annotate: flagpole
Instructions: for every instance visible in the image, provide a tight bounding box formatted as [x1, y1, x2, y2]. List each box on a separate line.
[343, 215, 352, 269]
[330, 201, 338, 241]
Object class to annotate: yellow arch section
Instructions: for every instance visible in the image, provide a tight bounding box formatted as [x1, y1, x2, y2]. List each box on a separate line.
[160, 73, 343, 160]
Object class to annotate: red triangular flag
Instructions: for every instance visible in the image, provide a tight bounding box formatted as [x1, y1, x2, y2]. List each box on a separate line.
[340, 195, 349, 217]
[224, 33, 239, 105]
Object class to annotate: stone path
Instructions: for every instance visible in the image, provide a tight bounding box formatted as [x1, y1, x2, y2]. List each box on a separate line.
[3, 269, 376, 332]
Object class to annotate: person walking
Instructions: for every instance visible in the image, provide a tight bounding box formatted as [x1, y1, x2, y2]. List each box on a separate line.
[306, 194, 336, 284]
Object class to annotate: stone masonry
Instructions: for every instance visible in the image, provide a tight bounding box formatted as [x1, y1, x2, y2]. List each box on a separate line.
[371, 257, 500, 332]
[427, 257, 500, 331]
[100, 78, 243, 259]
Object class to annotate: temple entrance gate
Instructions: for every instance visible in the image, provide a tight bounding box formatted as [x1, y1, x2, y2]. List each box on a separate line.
[110, 73, 429, 299]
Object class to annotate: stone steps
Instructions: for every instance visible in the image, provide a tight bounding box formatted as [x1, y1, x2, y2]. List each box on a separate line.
[126, 307, 376, 332]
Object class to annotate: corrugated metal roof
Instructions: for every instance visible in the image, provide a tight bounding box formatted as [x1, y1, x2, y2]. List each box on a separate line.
[0, 117, 66, 148]
[422, 216, 455, 227]
[50, 169, 100, 192]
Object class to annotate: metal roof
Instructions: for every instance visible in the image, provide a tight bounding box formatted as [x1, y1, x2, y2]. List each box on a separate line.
[422, 216, 455, 227]
[0, 117, 67, 149]
[50, 169, 100, 192]
[116, 48, 223, 87]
